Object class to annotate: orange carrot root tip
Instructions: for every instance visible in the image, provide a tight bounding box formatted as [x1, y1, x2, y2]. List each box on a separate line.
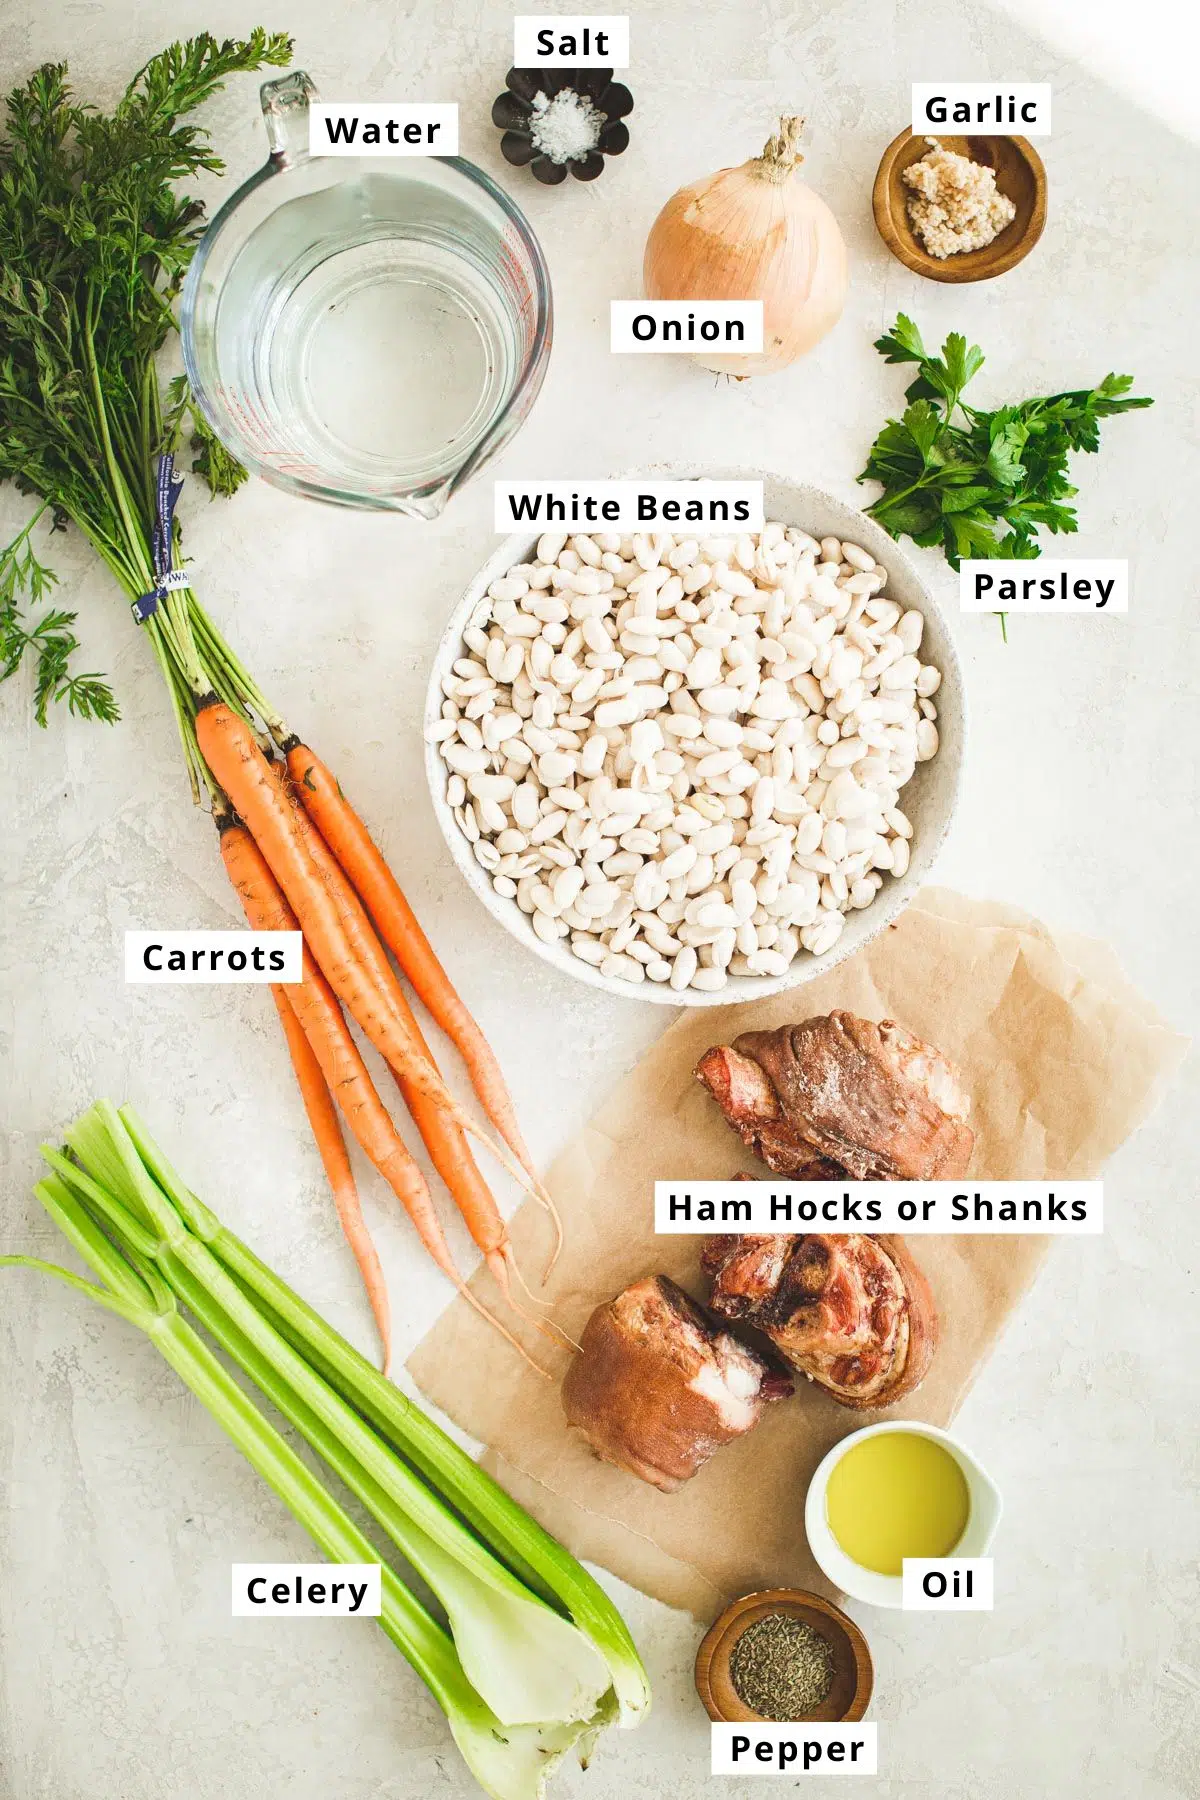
[484, 1250, 576, 1354]
[456, 1278, 553, 1379]
[503, 1244, 557, 1310]
[485, 1247, 514, 1298]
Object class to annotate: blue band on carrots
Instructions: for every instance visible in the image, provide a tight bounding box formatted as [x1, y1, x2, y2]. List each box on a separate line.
[131, 569, 191, 621]
[132, 453, 190, 621]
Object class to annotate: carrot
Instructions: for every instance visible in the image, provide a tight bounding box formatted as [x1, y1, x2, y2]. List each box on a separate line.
[269, 767, 539, 1313]
[388, 1062, 575, 1351]
[270, 984, 392, 1374]
[219, 818, 546, 1373]
[199, 703, 491, 1138]
[264, 755, 558, 1266]
[199, 702, 451, 1101]
[284, 743, 536, 1174]
[283, 740, 562, 1271]
[219, 821, 433, 1228]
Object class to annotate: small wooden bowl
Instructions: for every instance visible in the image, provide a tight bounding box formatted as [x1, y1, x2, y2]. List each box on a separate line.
[695, 1588, 873, 1724]
[872, 128, 1046, 282]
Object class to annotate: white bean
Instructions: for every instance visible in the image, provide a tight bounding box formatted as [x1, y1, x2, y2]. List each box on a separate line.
[474, 796, 505, 834]
[629, 719, 665, 763]
[897, 610, 925, 654]
[533, 910, 568, 945]
[880, 654, 921, 690]
[594, 696, 641, 727]
[696, 748, 740, 779]
[660, 842, 698, 880]
[511, 783, 541, 831]
[467, 773, 515, 802]
[443, 742, 488, 775]
[702, 716, 743, 749]
[609, 915, 639, 954]
[537, 750, 575, 786]
[822, 820, 848, 862]
[669, 945, 698, 990]
[800, 912, 844, 956]
[633, 864, 668, 911]
[793, 812, 823, 856]
[745, 948, 788, 977]
[696, 685, 740, 714]
[711, 928, 737, 969]
[553, 866, 585, 910]
[529, 808, 568, 845]
[601, 952, 645, 984]
[536, 532, 567, 564]
[581, 881, 622, 918]
[750, 777, 776, 825]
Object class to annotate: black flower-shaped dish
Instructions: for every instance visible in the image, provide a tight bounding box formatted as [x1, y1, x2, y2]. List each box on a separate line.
[492, 67, 633, 185]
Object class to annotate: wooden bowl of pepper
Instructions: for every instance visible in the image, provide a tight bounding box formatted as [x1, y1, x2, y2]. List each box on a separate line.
[695, 1589, 873, 1724]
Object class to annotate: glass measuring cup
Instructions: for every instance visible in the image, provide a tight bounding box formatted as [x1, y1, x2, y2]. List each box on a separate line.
[180, 72, 552, 517]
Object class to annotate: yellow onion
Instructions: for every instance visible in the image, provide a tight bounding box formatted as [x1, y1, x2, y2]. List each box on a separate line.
[642, 116, 848, 376]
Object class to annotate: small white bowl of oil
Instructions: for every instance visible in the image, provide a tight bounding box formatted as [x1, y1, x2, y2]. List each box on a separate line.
[804, 1421, 1002, 1610]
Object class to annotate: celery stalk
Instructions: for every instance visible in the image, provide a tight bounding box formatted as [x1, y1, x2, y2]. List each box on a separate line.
[217, 1234, 652, 1724]
[4, 1174, 606, 1800]
[12, 1101, 650, 1793]
[77, 1199, 612, 1732]
[116, 1103, 651, 1727]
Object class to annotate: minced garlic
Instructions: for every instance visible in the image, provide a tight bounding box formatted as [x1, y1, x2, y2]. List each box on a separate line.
[902, 137, 1016, 259]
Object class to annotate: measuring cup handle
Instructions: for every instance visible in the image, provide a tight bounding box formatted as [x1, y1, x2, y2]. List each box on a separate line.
[261, 70, 320, 167]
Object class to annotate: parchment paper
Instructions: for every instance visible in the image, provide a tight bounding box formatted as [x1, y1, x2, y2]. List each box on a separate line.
[409, 889, 1187, 1618]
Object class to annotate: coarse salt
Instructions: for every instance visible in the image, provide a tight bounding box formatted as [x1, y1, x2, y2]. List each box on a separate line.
[529, 89, 604, 165]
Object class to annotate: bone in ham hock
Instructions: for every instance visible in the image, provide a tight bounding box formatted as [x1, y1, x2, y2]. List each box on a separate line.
[694, 1010, 974, 1180]
[561, 1276, 792, 1491]
[694, 1010, 972, 1409]
[560, 1013, 973, 1487]
[702, 1232, 939, 1409]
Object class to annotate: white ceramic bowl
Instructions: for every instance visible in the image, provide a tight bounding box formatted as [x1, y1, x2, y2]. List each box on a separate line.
[424, 472, 965, 1006]
[804, 1421, 1003, 1609]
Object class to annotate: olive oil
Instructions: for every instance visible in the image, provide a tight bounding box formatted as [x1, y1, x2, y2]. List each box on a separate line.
[825, 1432, 970, 1576]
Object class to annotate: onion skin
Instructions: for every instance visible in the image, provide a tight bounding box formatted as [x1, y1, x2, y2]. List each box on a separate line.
[642, 122, 848, 377]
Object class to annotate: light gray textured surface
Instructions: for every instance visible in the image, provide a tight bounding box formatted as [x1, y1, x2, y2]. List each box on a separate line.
[1, 3, 1197, 1798]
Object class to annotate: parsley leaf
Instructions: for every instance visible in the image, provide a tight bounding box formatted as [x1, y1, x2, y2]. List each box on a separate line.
[873, 313, 927, 365]
[904, 400, 944, 464]
[857, 314, 1153, 576]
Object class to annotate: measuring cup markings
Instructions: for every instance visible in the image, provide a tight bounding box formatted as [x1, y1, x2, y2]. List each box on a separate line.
[498, 233, 541, 353]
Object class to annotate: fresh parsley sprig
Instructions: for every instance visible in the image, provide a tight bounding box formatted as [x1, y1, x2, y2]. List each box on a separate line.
[858, 314, 1152, 571]
[0, 33, 291, 726]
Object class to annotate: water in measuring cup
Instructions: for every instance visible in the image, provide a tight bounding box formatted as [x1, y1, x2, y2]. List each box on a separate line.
[230, 174, 521, 495]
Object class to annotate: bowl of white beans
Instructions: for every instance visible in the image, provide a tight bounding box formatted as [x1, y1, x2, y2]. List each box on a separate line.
[424, 473, 964, 1004]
